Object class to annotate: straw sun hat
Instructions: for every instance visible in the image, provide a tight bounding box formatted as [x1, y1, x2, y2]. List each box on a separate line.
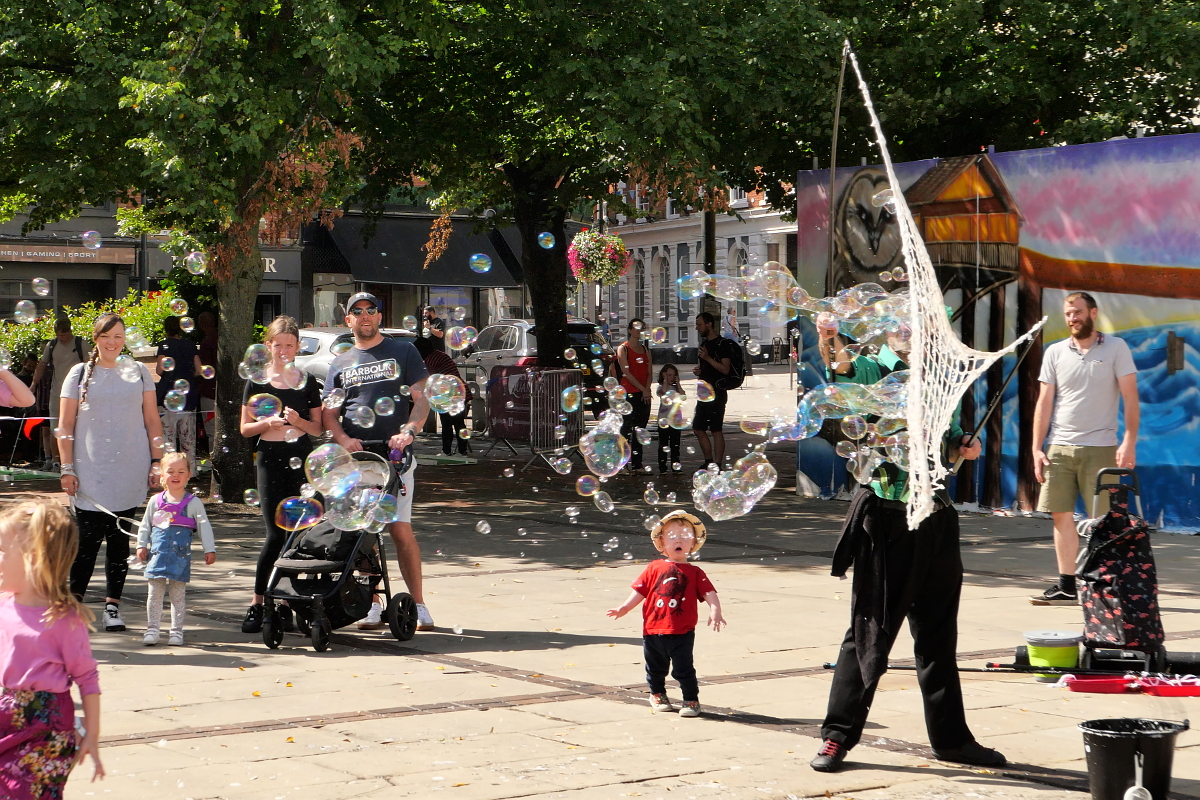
[649, 509, 708, 554]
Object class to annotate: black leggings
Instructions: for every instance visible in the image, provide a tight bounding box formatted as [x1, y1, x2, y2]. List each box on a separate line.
[657, 425, 681, 470]
[620, 393, 652, 467]
[71, 507, 134, 601]
[254, 439, 312, 596]
[440, 410, 468, 454]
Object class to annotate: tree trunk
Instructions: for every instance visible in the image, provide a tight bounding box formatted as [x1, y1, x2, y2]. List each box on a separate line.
[211, 240, 264, 503]
[506, 167, 570, 370]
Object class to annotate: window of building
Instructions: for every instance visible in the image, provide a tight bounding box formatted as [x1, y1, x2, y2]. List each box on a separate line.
[729, 187, 748, 208]
[731, 246, 749, 317]
[313, 272, 354, 328]
[676, 249, 691, 321]
[657, 255, 671, 324]
[606, 282, 621, 330]
[0, 279, 55, 322]
[678, 326, 689, 344]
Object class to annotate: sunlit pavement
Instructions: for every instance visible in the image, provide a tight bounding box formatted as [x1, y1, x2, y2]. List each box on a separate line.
[14, 427, 1197, 799]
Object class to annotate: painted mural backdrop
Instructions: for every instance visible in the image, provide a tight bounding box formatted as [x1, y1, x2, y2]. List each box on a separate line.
[796, 133, 1200, 531]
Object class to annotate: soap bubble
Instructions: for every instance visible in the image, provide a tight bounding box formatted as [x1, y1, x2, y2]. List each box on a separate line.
[168, 298, 189, 316]
[0, 346, 10, 371]
[31, 278, 50, 296]
[879, 270, 893, 283]
[373, 494, 400, 523]
[644, 514, 661, 531]
[835, 440, 857, 458]
[452, 306, 467, 321]
[243, 489, 261, 507]
[580, 429, 631, 477]
[644, 488, 659, 505]
[330, 341, 352, 357]
[476, 520, 491, 534]
[152, 509, 173, 528]
[469, 253, 493, 273]
[458, 428, 471, 440]
[696, 381, 715, 402]
[402, 315, 418, 331]
[284, 427, 304, 443]
[502, 467, 515, 478]
[288, 456, 302, 470]
[623, 552, 633, 560]
[81, 230, 102, 250]
[347, 405, 376, 429]
[446, 326, 478, 351]
[248, 393, 281, 419]
[746, 339, 761, 356]
[565, 506, 581, 518]
[426, 374, 466, 414]
[164, 391, 186, 412]
[590, 359, 604, 373]
[563, 348, 577, 361]
[739, 416, 768, 436]
[552, 458, 572, 474]
[14, 300, 37, 324]
[636, 428, 651, 445]
[319, 389, 346, 411]
[537, 232, 556, 249]
[840, 415, 867, 440]
[666, 492, 676, 503]
[374, 396, 395, 417]
[870, 187, 897, 212]
[301, 483, 317, 498]
[692, 449, 777, 521]
[184, 251, 207, 275]
[576, 476, 598, 496]
[173, 379, 190, 393]
[593, 491, 614, 513]
[115, 355, 142, 383]
[650, 327, 667, 344]
[280, 362, 306, 390]
[891, 266, 907, 281]
[304, 443, 358, 493]
[125, 326, 149, 349]
[159, 357, 176, 373]
[612, 400, 633, 415]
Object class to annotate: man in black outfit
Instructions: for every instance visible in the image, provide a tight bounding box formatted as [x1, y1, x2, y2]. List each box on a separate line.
[691, 312, 736, 470]
[415, 305, 446, 358]
[810, 330, 1005, 774]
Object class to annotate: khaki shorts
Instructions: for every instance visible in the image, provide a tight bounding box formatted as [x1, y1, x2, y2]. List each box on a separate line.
[1036, 444, 1118, 514]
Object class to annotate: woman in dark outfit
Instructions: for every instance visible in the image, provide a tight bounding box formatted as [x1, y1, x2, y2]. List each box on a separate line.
[238, 316, 324, 633]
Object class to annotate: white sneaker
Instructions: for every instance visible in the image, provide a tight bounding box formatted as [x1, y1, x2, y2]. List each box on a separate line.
[416, 603, 434, 631]
[357, 602, 384, 630]
[648, 693, 675, 712]
[104, 604, 126, 632]
[167, 632, 184, 646]
[143, 630, 159, 646]
[679, 701, 701, 718]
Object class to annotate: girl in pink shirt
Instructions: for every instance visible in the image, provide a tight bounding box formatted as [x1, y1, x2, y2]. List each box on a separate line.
[0, 501, 104, 798]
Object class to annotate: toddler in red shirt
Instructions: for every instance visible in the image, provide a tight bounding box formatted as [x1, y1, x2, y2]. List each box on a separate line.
[607, 509, 725, 717]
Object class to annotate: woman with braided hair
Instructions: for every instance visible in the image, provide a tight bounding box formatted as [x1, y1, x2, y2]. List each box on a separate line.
[58, 313, 165, 633]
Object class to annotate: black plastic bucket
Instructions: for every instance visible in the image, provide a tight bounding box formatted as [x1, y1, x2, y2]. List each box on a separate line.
[1078, 718, 1189, 800]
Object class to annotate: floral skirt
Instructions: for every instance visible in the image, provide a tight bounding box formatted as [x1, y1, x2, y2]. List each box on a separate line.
[0, 688, 77, 800]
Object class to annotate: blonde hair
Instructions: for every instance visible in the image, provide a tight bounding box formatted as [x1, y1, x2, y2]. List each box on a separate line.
[263, 315, 300, 343]
[0, 501, 95, 629]
[159, 452, 190, 474]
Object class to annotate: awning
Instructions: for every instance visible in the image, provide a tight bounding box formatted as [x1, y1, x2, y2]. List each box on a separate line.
[327, 214, 523, 287]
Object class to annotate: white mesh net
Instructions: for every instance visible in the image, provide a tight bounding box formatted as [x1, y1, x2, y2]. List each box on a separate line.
[845, 45, 1046, 529]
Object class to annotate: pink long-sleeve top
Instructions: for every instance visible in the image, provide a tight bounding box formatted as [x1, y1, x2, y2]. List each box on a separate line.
[0, 594, 101, 696]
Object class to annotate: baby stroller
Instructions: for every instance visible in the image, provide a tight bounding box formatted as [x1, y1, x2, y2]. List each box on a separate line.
[1075, 468, 1166, 672]
[262, 450, 418, 652]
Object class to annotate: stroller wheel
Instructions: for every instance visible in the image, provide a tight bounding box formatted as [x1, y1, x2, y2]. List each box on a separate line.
[388, 593, 418, 641]
[263, 608, 284, 650]
[311, 618, 331, 652]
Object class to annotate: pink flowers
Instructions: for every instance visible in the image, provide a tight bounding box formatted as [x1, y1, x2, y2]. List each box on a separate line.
[568, 230, 632, 285]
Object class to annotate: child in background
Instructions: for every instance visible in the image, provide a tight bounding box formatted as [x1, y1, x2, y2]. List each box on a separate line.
[655, 364, 685, 474]
[136, 453, 215, 646]
[0, 500, 105, 795]
[607, 510, 725, 717]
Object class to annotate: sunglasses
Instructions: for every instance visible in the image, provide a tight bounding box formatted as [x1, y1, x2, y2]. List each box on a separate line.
[348, 306, 379, 317]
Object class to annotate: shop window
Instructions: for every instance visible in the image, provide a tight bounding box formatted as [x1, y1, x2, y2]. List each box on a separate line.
[0, 279, 54, 322]
[313, 272, 354, 328]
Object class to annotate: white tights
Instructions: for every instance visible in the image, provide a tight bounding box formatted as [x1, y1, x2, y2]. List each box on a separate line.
[146, 578, 187, 636]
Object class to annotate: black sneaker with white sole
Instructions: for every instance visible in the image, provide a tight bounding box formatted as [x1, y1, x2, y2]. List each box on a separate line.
[241, 603, 264, 633]
[1028, 584, 1078, 606]
[104, 603, 126, 632]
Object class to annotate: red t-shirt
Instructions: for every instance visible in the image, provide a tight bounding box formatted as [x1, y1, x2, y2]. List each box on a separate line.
[632, 560, 716, 635]
[619, 343, 651, 396]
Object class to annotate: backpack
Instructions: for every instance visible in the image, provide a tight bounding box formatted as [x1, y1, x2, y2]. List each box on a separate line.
[714, 338, 745, 390]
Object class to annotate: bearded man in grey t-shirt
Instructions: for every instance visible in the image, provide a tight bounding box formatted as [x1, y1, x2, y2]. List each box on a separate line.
[1029, 291, 1139, 606]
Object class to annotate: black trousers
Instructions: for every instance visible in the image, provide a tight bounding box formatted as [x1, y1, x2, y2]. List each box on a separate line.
[821, 503, 973, 751]
[657, 425, 681, 471]
[254, 439, 312, 596]
[620, 393, 652, 467]
[644, 631, 699, 701]
[439, 410, 468, 454]
[71, 507, 135, 601]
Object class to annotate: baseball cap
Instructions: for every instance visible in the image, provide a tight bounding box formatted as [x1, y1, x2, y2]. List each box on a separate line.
[345, 292, 379, 310]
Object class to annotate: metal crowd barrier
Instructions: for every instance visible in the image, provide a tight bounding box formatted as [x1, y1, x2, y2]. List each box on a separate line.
[529, 368, 585, 459]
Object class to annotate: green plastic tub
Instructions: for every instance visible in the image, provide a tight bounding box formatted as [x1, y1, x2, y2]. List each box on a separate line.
[1025, 630, 1083, 682]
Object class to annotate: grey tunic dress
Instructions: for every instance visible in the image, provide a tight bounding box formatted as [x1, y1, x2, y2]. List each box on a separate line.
[61, 361, 156, 512]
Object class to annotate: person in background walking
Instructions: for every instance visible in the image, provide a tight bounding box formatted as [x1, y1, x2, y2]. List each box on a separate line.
[617, 319, 652, 472]
[415, 305, 445, 359]
[238, 316, 323, 634]
[655, 364, 684, 473]
[156, 316, 203, 473]
[1030, 291, 1139, 605]
[58, 313, 164, 633]
[32, 317, 87, 471]
[423, 349, 470, 456]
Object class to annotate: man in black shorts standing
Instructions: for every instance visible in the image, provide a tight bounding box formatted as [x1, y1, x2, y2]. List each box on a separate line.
[323, 293, 435, 631]
[692, 312, 735, 470]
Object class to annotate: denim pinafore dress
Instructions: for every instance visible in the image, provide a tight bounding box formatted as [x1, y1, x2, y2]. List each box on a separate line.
[145, 492, 198, 583]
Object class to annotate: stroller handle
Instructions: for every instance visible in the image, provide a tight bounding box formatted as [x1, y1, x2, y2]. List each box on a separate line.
[1091, 468, 1144, 520]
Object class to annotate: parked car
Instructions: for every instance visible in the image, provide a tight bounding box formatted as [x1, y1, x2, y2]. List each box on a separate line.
[295, 327, 418, 387]
[458, 318, 614, 420]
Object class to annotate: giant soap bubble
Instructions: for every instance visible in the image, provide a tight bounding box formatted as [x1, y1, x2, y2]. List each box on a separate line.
[275, 497, 324, 532]
[579, 429, 631, 478]
[426, 374, 466, 414]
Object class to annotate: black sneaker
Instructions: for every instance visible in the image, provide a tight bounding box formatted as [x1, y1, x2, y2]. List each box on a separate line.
[934, 741, 1006, 767]
[1028, 584, 1078, 606]
[241, 603, 264, 633]
[278, 604, 296, 633]
[104, 603, 126, 632]
[810, 739, 848, 772]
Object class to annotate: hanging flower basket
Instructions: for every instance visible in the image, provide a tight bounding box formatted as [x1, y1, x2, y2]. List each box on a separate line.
[568, 229, 632, 285]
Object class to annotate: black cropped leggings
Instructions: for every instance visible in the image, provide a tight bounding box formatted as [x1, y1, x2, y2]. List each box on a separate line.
[71, 507, 134, 601]
[254, 440, 312, 596]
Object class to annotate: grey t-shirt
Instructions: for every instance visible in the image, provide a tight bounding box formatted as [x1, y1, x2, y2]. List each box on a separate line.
[62, 361, 156, 512]
[1039, 333, 1137, 447]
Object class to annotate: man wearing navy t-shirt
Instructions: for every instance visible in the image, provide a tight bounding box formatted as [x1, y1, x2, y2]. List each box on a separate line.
[323, 292, 434, 631]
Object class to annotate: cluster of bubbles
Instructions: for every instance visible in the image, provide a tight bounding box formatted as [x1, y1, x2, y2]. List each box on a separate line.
[692, 448, 778, 521]
[300, 443, 401, 532]
[446, 326, 478, 351]
[579, 410, 631, 478]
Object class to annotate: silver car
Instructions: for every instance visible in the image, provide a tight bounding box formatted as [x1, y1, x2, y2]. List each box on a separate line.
[296, 327, 418, 387]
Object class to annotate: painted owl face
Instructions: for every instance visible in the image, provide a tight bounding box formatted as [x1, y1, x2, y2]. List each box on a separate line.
[835, 169, 904, 288]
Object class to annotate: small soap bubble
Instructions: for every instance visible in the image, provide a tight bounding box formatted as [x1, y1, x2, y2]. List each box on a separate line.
[280, 362, 306, 389]
[199, 365, 215, 380]
[81, 230, 102, 250]
[623, 552, 633, 560]
[13, 300, 38, 324]
[565, 506, 581, 518]
[275, 497, 323, 531]
[323, 388, 346, 409]
[243, 489, 261, 506]
[180, 316, 195, 333]
[518, 528, 527, 535]
[184, 251, 207, 275]
[665, 492, 676, 503]
[891, 266, 907, 281]
[537, 232, 556, 249]
[446, 326, 478, 351]
[301, 483, 317, 498]
[330, 341, 352, 356]
[746, 339, 761, 356]
[475, 520, 491, 534]
[402, 315, 418, 331]
[289, 457, 302, 469]
[469, 253, 493, 273]
[248, 393, 281, 419]
[554, 424, 566, 440]
[374, 396, 396, 416]
[695, 381, 715, 402]
[426, 374, 466, 414]
[458, 428, 471, 440]
[593, 491, 614, 513]
[160, 356, 176, 372]
[452, 306, 467, 321]
[650, 327, 667, 344]
[840, 415, 868, 440]
[348, 405, 376, 429]
[453, 625, 464, 635]
[576, 476, 598, 496]
[563, 347, 577, 361]
[168, 298, 189, 316]
[284, 427, 304, 443]
[31, 277, 51, 296]
[635, 428, 651, 445]
[503, 467, 515, 478]
[552, 458, 572, 475]
[835, 440, 858, 458]
[164, 391, 186, 412]
[644, 488, 660, 505]
[398, 384, 412, 397]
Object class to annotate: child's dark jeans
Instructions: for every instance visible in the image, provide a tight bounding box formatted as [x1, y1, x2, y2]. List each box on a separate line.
[657, 425, 681, 471]
[644, 631, 698, 701]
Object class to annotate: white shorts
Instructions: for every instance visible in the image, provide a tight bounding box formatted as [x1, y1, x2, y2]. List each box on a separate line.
[392, 459, 417, 525]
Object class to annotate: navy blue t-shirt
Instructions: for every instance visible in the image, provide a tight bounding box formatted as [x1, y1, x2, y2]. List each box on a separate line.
[156, 337, 199, 410]
[323, 337, 430, 441]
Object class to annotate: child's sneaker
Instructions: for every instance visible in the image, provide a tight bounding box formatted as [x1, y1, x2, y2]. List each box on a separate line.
[648, 693, 675, 712]
[143, 630, 159, 646]
[679, 701, 701, 718]
[167, 632, 184, 647]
